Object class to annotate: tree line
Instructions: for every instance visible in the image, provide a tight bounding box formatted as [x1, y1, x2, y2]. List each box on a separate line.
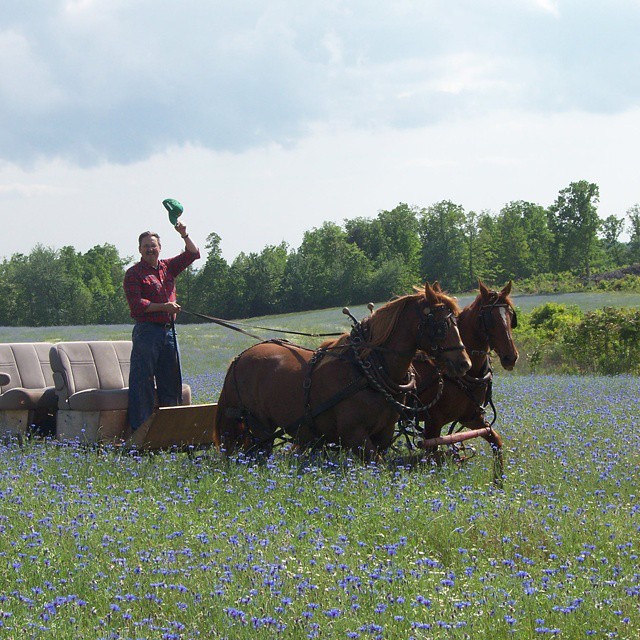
[1, 180, 639, 327]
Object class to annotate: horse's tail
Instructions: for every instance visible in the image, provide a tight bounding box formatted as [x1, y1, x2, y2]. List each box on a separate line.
[214, 358, 247, 454]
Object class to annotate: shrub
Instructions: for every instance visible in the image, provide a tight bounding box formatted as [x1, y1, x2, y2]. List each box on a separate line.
[514, 304, 640, 374]
[564, 307, 640, 374]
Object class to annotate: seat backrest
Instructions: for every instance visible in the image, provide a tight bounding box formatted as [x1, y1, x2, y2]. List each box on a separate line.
[50, 341, 132, 407]
[0, 343, 55, 392]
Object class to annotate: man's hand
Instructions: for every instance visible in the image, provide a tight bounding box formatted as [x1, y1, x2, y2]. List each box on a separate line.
[175, 221, 188, 237]
[174, 220, 199, 254]
[164, 302, 181, 313]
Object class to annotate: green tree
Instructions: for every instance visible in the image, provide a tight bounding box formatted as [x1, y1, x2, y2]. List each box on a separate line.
[367, 257, 415, 301]
[191, 232, 232, 317]
[472, 211, 499, 285]
[11, 245, 70, 326]
[547, 181, 601, 277]
[599, 215, 625, 268]
[492, 201, 551, 281]
[376, 204, 421, 274]
[345, 203, 421, 296]
[344, 217, 386, 263]
[176, 265, 198, 320]
[83, 244, 129, 323]
[418, 201, 468, 291]
[227, 243, 289, 317]
[627, 204, 640, 263]
[57, 246, 93, 324]
[0, 257, 21, 326]
[284, 222, 371, 310]
[565, 308, 640, 374]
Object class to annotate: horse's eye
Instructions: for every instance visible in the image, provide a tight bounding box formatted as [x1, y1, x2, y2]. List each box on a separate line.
[423, 307, 431, 316]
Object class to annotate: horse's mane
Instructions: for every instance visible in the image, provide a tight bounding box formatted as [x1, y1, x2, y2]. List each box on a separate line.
[322, 288, 460, 359]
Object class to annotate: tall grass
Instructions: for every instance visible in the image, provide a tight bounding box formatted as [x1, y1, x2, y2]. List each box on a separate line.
[0, 300, 638, 637]
[0, 353, 638, 636]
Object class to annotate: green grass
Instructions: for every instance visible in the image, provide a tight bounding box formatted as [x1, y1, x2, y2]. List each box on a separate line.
[0, 315, 638, 638]
[0, 376, 638, 638]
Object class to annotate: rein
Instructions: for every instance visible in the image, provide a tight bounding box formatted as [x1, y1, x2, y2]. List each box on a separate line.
[180, 308, 343, 340]
[443, 302, 503, 431]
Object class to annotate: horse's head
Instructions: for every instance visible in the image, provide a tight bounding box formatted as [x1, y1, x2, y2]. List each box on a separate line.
[477, 280, 519, 370]
[416, 282, 471, 377]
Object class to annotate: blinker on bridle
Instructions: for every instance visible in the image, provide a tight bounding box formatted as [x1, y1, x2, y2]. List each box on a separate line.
[419, 303, 465, 352]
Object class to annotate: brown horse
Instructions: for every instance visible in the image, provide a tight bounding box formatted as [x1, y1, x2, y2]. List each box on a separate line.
[214, 282, 472, 459]
[410, 281, 518, 479]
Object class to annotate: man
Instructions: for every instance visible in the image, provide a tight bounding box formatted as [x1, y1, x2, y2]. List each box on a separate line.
[123, 220, 200, 431]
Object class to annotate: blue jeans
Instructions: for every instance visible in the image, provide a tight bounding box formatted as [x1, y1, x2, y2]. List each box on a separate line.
[128, 322, 182, 431]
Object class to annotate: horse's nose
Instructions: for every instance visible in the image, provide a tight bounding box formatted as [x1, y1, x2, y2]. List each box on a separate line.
[457, 354, 472, 376]
[500, 353, 519, 370]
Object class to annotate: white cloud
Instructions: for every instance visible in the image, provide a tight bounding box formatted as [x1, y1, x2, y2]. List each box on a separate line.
[2, 1, 640, 167]
[0, 29, 64, 111]
[531, 0, 561, 17]
[2, 107, 639, 262]
[0, 182, 72, 197]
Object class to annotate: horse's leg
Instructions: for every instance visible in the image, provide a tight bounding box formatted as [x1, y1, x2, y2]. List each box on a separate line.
[214, 386, 248, 456]
[461, 418, 504, 487]
[418, 419, 444, 465]
[370, 422, 398, 462]
[338, 406, 397, 463]
[337, 421, 380, 462]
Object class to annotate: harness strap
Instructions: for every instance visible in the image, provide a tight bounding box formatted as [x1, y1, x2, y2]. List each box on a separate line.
[238, 375, 372, 453]
[181, 308, 343, 338]
[287, 375, 370, 437]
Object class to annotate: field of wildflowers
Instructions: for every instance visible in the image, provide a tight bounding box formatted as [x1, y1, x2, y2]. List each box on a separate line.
[0, 299, 638, 639]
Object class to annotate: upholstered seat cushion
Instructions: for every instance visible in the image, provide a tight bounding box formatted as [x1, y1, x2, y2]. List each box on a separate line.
[0, 386, 57, 411]
[50, 341, 191, 412]
[66, 384, 192, 411]
[0, 343, 56, 411]
[50, 341, 132, 409]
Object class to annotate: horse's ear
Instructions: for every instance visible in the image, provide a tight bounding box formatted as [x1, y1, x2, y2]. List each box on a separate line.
[501, 280, 513, 297]
[424, 281, 438, 304]
[478, 279, 490, 297]
[433, 281, 442, 293]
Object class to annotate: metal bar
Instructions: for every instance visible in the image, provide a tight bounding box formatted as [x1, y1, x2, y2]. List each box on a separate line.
[420, 426, 492, 448]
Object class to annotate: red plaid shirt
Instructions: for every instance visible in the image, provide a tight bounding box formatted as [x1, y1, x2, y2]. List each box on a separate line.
[124, 249, 200, 323]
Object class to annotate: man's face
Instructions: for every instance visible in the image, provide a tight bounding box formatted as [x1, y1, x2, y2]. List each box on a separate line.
[139, 235, 161, 266]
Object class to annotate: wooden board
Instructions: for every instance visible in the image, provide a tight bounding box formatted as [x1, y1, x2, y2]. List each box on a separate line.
[125, 403, 217, 451]
[0, 409, 29, 439]
[56, 409, 128, 444]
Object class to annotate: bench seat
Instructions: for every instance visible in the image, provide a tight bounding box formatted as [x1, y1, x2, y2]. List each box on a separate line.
[50, 340, 191, 443]
[0, 342, 57, 437]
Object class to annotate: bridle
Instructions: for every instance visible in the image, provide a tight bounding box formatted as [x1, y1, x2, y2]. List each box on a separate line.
[418, 303, 466, 355]
[479, 300, 517, 340]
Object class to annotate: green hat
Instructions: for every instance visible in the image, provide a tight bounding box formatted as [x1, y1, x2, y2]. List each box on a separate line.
[162, 198, 183, 226]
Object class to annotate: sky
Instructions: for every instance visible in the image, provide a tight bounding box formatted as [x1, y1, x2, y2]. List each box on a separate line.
[2, 0, 640, 265]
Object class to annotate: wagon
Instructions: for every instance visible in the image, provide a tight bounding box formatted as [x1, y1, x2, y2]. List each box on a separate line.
[0, 340, 217, 451]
